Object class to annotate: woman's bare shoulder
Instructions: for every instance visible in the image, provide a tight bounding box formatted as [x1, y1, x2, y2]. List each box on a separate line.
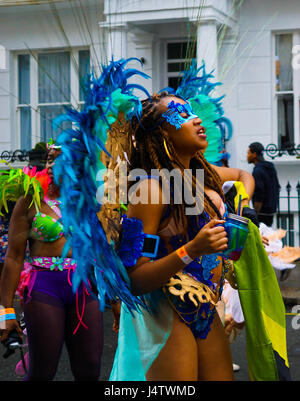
[127, 178, 168, 235]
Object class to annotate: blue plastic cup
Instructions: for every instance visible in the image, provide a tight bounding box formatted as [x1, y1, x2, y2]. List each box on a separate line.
[220, 213, 249, 261]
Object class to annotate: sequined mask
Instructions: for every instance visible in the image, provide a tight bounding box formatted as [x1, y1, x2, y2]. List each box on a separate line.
[162, 100, 199, 130]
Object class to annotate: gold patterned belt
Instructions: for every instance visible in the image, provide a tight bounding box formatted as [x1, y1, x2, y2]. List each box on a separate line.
[162, 260, 237, 327]
[163, 270, 218, 307]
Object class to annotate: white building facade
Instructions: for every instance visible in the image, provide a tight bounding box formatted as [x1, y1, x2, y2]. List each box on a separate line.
[0, 0, 299, 243]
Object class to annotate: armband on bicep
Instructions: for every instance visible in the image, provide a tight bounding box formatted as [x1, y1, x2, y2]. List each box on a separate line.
[117, 215, 160, 268]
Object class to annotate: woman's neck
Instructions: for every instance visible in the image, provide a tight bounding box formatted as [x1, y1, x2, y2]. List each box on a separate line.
[46, 183, 60, 200]
[177, 154, 191, 169]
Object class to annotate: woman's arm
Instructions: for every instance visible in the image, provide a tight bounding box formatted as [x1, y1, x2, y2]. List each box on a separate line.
[0, 196, 30, 308]
[126, 180, 228, 295]
[212, 165, 255, 200]
[212, 165, 255, 213]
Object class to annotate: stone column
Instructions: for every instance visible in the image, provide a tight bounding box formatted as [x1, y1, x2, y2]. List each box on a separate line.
[196, 20, 218, 80]
[99, 22, 128, 64]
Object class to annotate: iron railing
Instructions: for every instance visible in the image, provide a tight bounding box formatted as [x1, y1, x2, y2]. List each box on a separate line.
[264, 143, 300, 159]
[0, 149, 30, 163]
[0, 149, 47, 169]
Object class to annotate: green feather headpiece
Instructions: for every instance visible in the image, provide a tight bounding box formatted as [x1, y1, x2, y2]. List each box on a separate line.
[0, 162, 49, 215]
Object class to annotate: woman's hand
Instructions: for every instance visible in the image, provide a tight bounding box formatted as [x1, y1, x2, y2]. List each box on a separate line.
[224, 314, 235, 336]
[186, 219, 228, 259]
[224, 314, 245, 337]
[261, 235, 269, 247]
[0, 318, 23, 343]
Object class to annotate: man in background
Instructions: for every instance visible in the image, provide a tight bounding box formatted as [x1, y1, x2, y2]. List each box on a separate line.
[247, 142, 280, 226]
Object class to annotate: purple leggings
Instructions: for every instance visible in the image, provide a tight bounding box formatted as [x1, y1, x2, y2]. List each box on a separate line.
[23, 269, 103, 381]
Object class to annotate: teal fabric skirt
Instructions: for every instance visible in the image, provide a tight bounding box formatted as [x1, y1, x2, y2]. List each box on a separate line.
[109, 291, 173, 381]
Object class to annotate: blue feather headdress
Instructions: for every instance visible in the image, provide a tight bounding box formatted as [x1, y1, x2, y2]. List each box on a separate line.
[52, 58, 150, 312]
[164, 59, 233, 166]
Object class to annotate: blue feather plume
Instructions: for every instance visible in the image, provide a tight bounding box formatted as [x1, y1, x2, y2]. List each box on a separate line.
[52, 58, 151, 313]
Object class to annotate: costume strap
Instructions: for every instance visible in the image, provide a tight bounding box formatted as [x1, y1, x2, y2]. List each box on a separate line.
[43, 196, 62, 218]
[117, 215, 160, 267]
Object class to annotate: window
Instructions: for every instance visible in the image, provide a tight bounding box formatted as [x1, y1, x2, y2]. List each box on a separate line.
[18, 54, 32, 150]
[166, 41, 196, 90]
[276, 213, 295, 246]
[38, 51, 71, 143]
[274, 33, 300, 151]
[79, 49, 90, 102]
[17, 49, 90, 150]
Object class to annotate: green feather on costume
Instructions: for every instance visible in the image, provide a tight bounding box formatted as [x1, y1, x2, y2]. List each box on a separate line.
[0, 163, 46, 215]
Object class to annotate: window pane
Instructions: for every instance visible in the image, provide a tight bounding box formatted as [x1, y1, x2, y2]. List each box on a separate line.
[40, 105, 71, 143]
[166, 42, 196, 90]
[167, 62, 188, 73]
[168, 43, 187, 60]
[275, 34, 293, 91]
[277, 94, 294, 149]
[79, 49, 90, 101]
[168, 76, 183, 90]
[167, 42, 196, 60]
[38, 52, 70, 103]
[18, 54, 30, 104]
[20, 107, 32, 150]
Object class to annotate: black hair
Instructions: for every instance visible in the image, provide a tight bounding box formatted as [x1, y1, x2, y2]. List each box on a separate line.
[249, 142, 264, 161]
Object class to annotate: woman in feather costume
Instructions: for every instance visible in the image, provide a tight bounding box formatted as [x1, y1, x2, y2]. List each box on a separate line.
[0, 164, 48, 297]
[50, 57, 255, 380]
[110, 96, 254, 381]
[0, 145, 104, 381]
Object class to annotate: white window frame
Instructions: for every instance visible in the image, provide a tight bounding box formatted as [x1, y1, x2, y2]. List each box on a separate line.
[272, 31, 300, 150]
[15, 47, 90, 149]
[163, 39, 196, 89]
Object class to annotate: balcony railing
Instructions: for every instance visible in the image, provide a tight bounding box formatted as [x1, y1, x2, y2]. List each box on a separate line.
[264, 143, 300, 159]
[0, 149, 47, 168]
[277, 182, 300, 247]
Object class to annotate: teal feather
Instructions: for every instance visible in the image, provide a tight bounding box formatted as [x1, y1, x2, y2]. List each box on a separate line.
[165, 59, 233, 166]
